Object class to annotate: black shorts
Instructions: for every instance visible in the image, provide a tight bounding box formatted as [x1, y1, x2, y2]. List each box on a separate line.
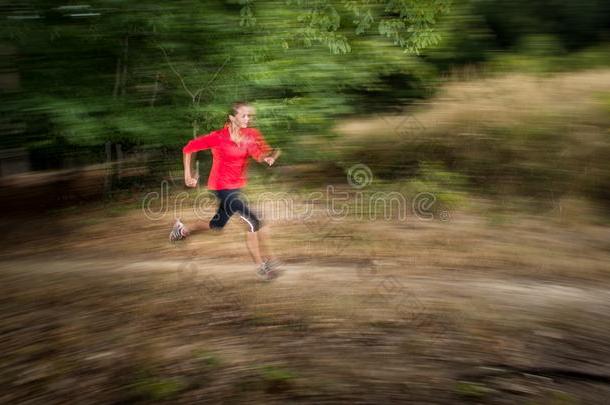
[209, 189, 262, 232]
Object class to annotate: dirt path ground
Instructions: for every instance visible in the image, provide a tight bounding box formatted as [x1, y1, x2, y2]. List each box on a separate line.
[1, 194, 610, 403]
[2, 255, 610, 403]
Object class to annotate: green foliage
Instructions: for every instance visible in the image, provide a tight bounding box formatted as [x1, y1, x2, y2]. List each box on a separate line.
[422, 0, 610, 70]
[400, 161, 469, 215]
[193, 349, 221, 368]
[0, 0, 450, 163]
[455, 380, 493, 398]
[488, 43, 610, 74]
[259, 365, 297, 382]
[1, 0, 608, 182]
[129, 373, 186, 401]
[258, 364, 297, 392]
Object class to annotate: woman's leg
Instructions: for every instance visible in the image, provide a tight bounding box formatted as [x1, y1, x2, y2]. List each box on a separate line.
[226, 191, 275, 266]
[256, 225, 275, 263]
[179, 190, 227, 237]
[181, 221, 210, 236]
[245, 232, 264, 265]
[178, 189, 275, 269]
[245, 226, 277, 267]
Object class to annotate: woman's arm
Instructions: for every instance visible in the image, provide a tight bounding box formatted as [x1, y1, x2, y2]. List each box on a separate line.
[183, 152, 198, 188]
[248, 128, 280, 165]
[182, 132, 219, 187]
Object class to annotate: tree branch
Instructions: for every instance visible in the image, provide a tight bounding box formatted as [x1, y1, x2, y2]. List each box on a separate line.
[158, 45, 195, 100]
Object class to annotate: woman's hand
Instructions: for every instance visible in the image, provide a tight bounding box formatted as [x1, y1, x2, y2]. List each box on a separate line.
[185, 173, 199, 188]
[263, 148, 281, 166]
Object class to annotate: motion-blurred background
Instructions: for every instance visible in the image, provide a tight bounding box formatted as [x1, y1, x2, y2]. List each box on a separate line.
[1, 1, 610, 403]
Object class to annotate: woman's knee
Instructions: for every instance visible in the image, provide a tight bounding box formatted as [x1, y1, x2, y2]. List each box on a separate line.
[209, 216, 228, 231]
[240, 214, 262, 233]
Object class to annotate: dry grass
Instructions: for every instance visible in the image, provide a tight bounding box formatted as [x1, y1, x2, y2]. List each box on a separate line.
[334, 69, 610, 142]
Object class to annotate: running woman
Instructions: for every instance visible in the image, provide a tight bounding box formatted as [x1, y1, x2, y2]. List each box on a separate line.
[169, 101, 281, 280]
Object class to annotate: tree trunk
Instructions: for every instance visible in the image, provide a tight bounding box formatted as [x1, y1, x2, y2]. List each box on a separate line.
[150, 72, 160, 107]
[120, 36, 129, 97]
[112, 58, 121, 98]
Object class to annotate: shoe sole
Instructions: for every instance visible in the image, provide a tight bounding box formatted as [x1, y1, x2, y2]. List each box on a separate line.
[266, 269, 281, 280]
[257, 274, 273, 282]
[256, 269, 280, 281]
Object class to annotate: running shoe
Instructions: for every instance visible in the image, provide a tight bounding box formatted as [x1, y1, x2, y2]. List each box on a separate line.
[169, 219, 187, 242]
[256, 261, 275, 281]
[264, 258, 284, 279]
[264, 257, 283, 272]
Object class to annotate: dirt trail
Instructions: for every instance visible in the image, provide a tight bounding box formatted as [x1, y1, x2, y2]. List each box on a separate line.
[5, 257, 610, 301]
[2, 204, 610, 403]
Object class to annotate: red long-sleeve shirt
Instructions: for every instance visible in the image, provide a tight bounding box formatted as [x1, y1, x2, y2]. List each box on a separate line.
[183, 127, 271, 190]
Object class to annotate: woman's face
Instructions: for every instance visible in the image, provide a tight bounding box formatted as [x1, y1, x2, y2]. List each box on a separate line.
[231, 105, 254, 129]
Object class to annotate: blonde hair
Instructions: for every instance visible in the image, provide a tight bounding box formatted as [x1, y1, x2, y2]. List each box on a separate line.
[223, 101, 250, 128]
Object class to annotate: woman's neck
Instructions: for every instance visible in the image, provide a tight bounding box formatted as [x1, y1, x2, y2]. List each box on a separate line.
[229, 125, 243, 143]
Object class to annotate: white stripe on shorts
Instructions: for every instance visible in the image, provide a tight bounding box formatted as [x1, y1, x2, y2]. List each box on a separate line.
[240, 215, 255, 232]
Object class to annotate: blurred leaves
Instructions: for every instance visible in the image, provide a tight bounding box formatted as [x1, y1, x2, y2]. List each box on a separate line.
[0, 0, 452, 162]
[0, 0, 608, 174]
